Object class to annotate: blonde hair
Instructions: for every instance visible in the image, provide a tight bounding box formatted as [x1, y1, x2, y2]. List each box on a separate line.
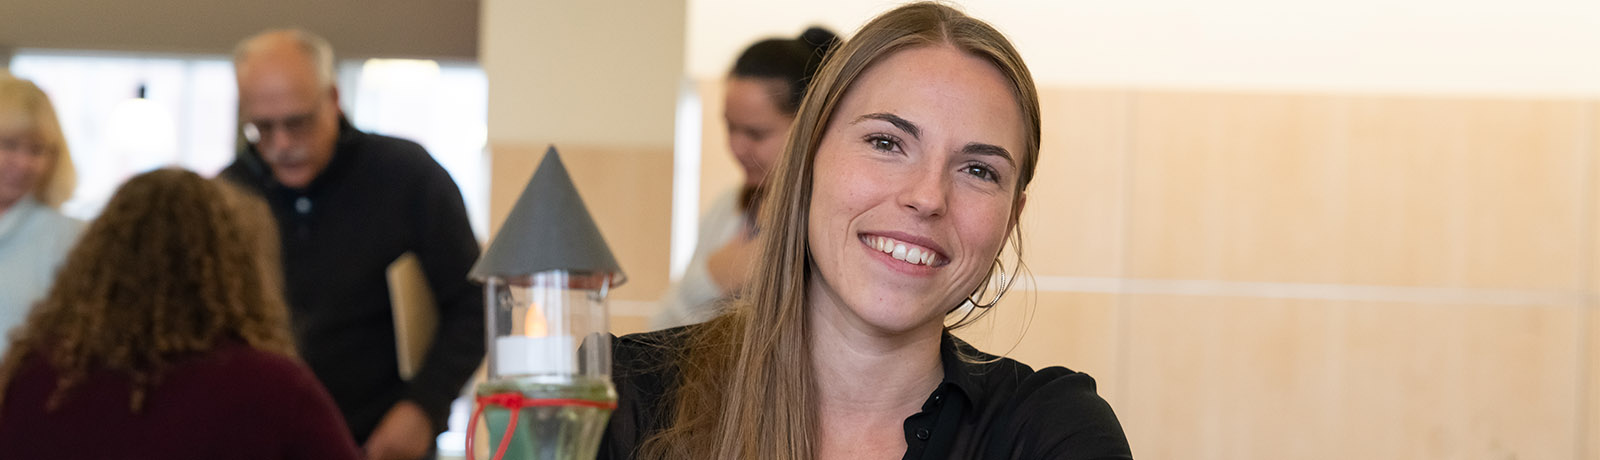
[641, 3, 1040, 458]
[0, 169, 294, 414]
[0, 76, 76, 208]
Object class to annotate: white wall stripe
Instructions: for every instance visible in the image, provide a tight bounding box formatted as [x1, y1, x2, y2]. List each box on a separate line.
[1027, 276, 1590, 307]
[611, 276, 1587, 316]
[611, 278, 1586, 317]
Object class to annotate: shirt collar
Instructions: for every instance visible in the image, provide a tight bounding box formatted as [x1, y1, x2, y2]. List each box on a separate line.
[313, 115, 362, 188]
[0, 196, 42, 241]
[937, 331, 1001, 405]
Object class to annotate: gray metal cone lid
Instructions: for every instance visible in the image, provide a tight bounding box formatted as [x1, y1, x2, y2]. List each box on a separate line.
[469, 146, 625, 285]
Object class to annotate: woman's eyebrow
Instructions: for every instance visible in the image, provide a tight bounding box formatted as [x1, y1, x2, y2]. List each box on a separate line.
[963, 142, 1015, 168]
[854, 112, 920, 139]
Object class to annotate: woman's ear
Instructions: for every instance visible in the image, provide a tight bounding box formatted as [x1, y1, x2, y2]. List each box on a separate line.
[1009, 191, 1028, 230]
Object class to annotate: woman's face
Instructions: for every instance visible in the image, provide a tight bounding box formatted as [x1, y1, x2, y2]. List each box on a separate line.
[806, 45, 1025, 336]
[0, 130, 54, 210]
[724, 77, 795, 188]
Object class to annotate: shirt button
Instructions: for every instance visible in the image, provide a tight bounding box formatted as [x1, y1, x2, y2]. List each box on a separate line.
[932, 394, 944, 405]
[915, 428, 930, 440]
[295, 197, 312, 214]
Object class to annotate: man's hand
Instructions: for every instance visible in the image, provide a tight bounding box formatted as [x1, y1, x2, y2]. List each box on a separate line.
[363, 401, 433, 460]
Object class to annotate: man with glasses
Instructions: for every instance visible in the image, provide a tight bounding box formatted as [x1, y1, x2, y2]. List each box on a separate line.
[220, 29, 484, 460]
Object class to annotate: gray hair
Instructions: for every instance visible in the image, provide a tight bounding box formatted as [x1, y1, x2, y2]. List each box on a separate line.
[233, 29, 336, 89]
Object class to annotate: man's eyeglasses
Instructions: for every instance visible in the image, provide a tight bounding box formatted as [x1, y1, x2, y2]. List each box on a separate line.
[243, 110, 319, 144]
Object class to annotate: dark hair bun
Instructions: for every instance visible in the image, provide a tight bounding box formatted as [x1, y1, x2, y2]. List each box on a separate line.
[799, 27, 841, 55]
[732, 26, 844, 114]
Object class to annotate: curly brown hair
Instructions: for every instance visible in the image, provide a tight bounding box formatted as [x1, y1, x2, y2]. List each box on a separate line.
[0, 168, 295, 413]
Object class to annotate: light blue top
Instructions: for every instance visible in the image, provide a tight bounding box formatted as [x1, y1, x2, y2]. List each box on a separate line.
[0, 197, 83, 353]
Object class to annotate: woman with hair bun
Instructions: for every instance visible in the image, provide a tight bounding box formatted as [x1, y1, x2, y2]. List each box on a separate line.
[653, 26, 843, 329]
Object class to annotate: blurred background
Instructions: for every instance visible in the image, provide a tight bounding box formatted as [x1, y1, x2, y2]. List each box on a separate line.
[5, 0, 1599, 458]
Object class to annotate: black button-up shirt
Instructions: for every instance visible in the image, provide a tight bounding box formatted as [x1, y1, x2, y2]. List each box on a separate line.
[602, 327, 1132, 459]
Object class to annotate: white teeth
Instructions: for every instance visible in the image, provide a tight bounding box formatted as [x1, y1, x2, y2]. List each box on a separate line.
[867, 235, 939, 266]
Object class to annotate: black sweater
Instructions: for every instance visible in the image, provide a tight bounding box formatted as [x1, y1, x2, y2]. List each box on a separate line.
[601, 327, 1133, 459]
[220, 118, 485, 442]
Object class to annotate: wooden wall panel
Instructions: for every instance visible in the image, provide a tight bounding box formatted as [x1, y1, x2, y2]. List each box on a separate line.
[1123, 92, 1347, 284]
[954, 291, 1123, 404]
[610, 313, 653, 337]
[1586, 308, 1598, 460]
[1119, 295, 1343, 460]
[1025, 89, 1129, 278]
[1587, 101, 1599, 460]
[1336, 301, 1581, 460]
[1120, 295, 1581, 460]
[1340, 97, 1589, 290]
[488, 143, 674, 302]
[1123, 92, 1589, 290]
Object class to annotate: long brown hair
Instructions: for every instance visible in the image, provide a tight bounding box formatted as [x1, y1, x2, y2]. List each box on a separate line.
[0, 169, 294, 413]
[642, 3, 1041, 458]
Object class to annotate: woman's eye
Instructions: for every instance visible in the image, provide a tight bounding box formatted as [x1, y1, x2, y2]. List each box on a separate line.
[864, 134, 900, 153]
[963, 163, 999, 183]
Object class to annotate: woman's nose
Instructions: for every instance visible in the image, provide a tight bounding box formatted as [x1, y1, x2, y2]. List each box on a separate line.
[897, 166, 948, 217]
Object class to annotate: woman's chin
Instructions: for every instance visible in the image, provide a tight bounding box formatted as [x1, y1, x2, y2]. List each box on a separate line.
[844, 302, 947, 337]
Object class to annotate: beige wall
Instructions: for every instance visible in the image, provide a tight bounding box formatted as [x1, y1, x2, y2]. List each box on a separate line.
[480, 0, 685, 313]
[686, 0, 1600, 96]
[1589, 307, 1598, 459]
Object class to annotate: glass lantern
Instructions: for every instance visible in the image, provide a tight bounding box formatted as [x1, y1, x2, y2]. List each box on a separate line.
[473, 270, 616, 460]
[466, 147, 623, 460]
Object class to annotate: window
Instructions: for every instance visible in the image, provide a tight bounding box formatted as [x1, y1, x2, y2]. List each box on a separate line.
[10, 51, 489, 241]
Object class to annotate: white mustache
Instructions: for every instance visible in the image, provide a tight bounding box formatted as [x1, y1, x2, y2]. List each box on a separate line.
[263, 148, 310, 165]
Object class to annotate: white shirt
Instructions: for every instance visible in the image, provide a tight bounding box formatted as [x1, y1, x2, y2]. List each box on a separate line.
[652, 189, 747, 330]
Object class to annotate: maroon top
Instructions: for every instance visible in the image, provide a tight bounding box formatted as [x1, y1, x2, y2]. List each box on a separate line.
[0, 341, 362, 459]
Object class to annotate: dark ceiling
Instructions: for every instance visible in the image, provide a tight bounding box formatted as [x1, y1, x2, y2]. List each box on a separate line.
[0, 0, 480, 60]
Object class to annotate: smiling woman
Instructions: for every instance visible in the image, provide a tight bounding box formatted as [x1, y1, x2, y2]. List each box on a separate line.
[806, 45, 1026, 338]
[602, 3, 1130, 460]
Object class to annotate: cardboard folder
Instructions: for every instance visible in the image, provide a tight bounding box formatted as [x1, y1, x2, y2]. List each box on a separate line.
[387, 252, 436, 381]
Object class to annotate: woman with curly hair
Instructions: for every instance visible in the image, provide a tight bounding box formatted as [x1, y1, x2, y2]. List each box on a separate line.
[0, 168, 360, 459]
